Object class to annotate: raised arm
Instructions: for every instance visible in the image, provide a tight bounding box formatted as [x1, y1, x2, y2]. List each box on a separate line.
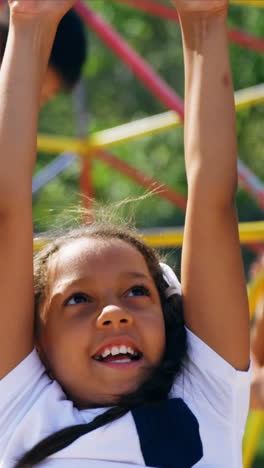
[173, 0, 250, 370]
[0, 0, 75, 379]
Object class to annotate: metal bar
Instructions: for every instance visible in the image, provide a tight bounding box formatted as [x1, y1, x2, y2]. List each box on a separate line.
[73, 4, 264, 210]
[74, 1, 184, 117]
[141, 221, 264, 248]
[80, 155, 94, 212]
[37, 80, 264, 153]
[32, 153, 76, 195]
[37, 81, 264, 211]
[108, 0, 264, 53]
[33, 220, 264, 251]
[243, 412, 264, 468]
[231, 0, 264, 7]
[96, 149, 187, 210]
[238, 160, 264, 210]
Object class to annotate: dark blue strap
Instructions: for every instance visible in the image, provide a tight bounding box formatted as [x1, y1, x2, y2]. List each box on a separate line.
[132, 398, 203, 467]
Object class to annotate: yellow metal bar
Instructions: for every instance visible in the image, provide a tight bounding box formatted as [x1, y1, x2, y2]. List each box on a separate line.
[231, 0, 264, 7]
[239, 221, 264, 244]
[91, 111, 181, 148]
[247, 271, 264, 318]
[37, 135, 91, 155]
[37, 111, 182, 155]
[37, 84, 264, 155]
[34, 221, 264, 250]
[143, 221, 264, 248]
[142, 228, 184, 248]
[243, 412, 264, 468]
[235, 84, 264, 112]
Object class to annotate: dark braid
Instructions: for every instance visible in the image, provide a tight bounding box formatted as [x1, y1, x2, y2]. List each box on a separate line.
[15, 407, 129, 467]
[15, 223, 186, 467]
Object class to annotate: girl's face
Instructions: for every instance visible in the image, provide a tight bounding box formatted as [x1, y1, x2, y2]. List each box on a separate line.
[37, 238, 165, 407]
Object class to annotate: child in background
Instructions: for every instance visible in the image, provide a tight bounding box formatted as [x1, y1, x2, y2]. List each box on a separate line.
[0, 0, 250, 467]
[0, 6, 87, 105]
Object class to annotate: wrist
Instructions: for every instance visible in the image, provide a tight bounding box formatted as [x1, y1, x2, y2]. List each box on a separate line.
[8, 15, 58, 66]
[179, 14, 228, 50]
[9, 11, 58, 38]
[179, 11, 227, 28]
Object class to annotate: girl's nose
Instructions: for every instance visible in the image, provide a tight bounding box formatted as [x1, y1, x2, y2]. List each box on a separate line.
[96, 304, 133, 329]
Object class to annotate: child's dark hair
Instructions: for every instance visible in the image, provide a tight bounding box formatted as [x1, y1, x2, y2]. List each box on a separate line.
[15, 220, 187, 467]
[0, 23, 8, 62]
[0, 10, 87, 90]
[50, 9, 87, 90]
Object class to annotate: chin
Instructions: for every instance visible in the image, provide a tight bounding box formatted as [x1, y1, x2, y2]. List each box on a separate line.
[92, 381, 143, 408]
[111, 383, 138, 398]
[68, 383, 139, 409]
[108, 375, 147, 400]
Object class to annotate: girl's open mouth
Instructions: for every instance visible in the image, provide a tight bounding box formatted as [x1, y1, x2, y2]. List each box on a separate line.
[92, 344, 143, 368]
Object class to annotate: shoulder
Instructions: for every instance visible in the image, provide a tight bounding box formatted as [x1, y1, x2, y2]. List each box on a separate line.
[0, 349, 64, 440]
[172, 327, 251, 412]
[170, 328, 251, 466]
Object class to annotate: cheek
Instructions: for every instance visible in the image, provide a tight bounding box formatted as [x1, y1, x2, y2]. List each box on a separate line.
[42, 320, 89, 354]
[36, 315, 69, 365]
[43, 315, 97, 372]
[143, 312, 166, 362]
[38, 327, 85, 384]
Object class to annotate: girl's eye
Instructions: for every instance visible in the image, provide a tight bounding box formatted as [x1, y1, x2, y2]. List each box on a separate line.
[65, 293, 89, 306]
[127, 285, 150, 297]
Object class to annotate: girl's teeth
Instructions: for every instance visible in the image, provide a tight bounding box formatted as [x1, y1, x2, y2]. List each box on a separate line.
[102, 348, 111, 358]
[112, 359, 131, 363]
[111, 346, 119, 356]
[98, 344, 139, 359]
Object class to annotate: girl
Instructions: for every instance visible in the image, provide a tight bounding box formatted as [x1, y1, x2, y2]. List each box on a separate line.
[0, 0, 250, 467]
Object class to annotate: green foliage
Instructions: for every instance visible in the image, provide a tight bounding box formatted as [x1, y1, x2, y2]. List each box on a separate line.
[35, 1, 263, 241]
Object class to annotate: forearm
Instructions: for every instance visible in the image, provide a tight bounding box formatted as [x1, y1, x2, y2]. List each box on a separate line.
[180, 13, 237, 206]
[0, 17, 57, 210]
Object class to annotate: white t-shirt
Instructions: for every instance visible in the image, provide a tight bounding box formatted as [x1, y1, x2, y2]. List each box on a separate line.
[0, 328, 250, 468]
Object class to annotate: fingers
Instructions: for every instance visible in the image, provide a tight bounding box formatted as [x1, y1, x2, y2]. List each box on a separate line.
[9, 0, 76, 25]
[171, 0, 228, 16]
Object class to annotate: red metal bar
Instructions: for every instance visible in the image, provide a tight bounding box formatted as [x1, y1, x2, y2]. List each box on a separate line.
[75, 1, 264, 216]
[95, 149, 187, 210]
[94, 152, 264, 254]
[95, 150, 263, 252]
[228, 28, 264, 54]
[75, 1, 184, 118]
[110, 0, 179, 21]
[245, 243, 264, 254]
[80, 155, 94, 213]
[109, 0, 264, 54]
[238, 160, 264, 211]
